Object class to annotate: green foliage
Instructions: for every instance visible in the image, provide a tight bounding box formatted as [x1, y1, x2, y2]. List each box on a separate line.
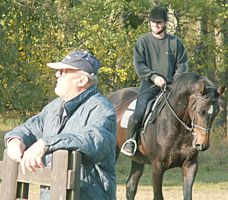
[0, 0, 227, 119]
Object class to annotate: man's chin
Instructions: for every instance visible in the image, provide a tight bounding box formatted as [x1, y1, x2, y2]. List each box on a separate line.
[54, 88, 61, 97]
[153, 29, 164, 35]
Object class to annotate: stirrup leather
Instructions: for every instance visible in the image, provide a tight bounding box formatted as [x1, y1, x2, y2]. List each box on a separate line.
[120, 138, 137, 156]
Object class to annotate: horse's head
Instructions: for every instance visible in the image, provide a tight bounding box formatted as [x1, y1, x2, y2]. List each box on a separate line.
[187, 78, 225, 151]
[170, 73, 225, 151]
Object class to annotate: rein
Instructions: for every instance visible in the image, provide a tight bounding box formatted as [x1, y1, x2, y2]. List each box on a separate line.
[161, 88, 193, 132]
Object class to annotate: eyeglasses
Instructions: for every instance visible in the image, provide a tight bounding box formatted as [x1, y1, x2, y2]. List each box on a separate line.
[56, 69, 79, 77]
[56, 69, 90, 79]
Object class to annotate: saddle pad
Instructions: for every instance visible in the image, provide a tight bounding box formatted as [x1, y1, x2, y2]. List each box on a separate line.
[120, 99, 137, 128]
[120, 91, 166, 129]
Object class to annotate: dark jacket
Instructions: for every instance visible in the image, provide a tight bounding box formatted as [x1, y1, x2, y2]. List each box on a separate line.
[134, 32, 188, 83]
[5, 85, 117, 200]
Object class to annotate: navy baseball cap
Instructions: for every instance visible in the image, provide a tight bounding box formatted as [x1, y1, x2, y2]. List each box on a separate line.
[47, 50, 101, 76]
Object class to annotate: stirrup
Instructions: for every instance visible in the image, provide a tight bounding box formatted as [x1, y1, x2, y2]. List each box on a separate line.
[120, 138, 137, 156]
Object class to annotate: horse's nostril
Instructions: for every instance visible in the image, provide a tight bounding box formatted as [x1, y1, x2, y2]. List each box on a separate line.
[195, 144, 201, 151]
[202, 144, 210, 151]
[195, 144, 209, 151]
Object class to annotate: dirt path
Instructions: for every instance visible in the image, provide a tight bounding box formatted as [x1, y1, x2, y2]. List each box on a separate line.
[1, 184, 228, 199]
[117, 184, 228, 200]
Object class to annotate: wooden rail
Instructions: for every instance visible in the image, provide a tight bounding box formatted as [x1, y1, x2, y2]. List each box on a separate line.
[0, 149, 81, 200]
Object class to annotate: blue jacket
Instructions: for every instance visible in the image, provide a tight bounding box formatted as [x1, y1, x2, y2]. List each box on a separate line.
[5, 85, 117, 200]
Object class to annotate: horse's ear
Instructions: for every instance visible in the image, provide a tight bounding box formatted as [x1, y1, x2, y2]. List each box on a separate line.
[217, 85, 225, 96]
[196, 80, 205, 95]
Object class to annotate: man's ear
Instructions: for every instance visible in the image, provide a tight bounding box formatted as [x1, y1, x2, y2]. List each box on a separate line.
[77, 75, 89, 87]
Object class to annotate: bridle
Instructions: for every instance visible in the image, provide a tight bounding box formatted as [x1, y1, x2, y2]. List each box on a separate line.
[161, 87, 213, 136]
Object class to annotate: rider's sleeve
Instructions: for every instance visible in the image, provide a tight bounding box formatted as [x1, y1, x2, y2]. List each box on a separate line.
[134, 40, 156, 81]
[173, 39, 189, 80]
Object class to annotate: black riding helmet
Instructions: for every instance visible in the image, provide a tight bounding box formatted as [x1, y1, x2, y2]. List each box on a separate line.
[149, 6, 168, 22]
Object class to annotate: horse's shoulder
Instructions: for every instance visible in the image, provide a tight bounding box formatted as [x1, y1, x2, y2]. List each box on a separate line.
[108, 87, 139, 107]
[108, 87, 138, 97]
[120, 87, 139, 95]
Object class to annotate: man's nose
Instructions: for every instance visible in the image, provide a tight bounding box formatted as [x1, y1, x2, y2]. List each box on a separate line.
[55, 71, 61, 77]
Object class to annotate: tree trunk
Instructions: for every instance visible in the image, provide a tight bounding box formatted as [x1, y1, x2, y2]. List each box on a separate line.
[226, 103, 228, 138]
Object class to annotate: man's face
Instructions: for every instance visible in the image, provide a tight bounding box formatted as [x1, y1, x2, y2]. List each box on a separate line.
[150, 20, 166, 35]
[54, 68, 83, 101]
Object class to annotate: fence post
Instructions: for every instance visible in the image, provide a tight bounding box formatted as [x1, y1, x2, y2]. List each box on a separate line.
[67, 151, 81, 200]
[50, 150, 69, 200]
[1, 150, 19, 200]
[0, 150, 81, 200]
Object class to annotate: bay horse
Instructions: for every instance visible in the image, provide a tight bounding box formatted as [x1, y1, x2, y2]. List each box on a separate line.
[108, 72, 225, 200]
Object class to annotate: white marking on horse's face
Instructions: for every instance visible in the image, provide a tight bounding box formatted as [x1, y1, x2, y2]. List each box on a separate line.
[208, 105, 214, 115]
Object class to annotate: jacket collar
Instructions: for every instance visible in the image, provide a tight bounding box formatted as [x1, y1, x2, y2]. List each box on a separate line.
[63, 85, 98, 116]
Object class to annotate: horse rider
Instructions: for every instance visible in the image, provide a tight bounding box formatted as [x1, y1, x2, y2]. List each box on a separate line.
[121, 6, 189, 156]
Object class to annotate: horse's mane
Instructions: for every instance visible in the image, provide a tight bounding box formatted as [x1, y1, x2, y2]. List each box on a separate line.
[171, 72, 202, 97]
[170, 72, 217, 98]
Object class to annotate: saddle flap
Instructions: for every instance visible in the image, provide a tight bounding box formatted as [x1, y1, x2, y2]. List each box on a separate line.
[120, 91, 165, 129]
[120, 99, 137, 128]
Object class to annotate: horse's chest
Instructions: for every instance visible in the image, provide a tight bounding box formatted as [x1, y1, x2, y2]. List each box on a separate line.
[166, 148, 197, 167]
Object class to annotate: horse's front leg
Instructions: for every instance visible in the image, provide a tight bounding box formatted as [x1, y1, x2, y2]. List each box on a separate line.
[182, 160, 198, 200]
[126, 161, 144, 200]
[152, 161, 165, 200]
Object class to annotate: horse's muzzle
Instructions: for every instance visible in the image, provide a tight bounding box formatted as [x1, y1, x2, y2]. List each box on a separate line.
[195, 143, 210, 151]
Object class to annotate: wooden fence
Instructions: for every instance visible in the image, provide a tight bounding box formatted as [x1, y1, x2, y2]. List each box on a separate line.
[0, 149, 81, 200]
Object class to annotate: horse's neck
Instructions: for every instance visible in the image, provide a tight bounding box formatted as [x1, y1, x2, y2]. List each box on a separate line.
[168, 94, 191, 122]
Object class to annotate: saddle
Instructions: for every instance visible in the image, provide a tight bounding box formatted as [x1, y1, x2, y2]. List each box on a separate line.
[120, 90, 168, 156]
[120, 90, 166, 132]
[141, 91, 166, 131]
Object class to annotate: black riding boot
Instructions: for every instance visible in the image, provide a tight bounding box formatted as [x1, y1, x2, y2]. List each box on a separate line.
[121, 116, 141, 156]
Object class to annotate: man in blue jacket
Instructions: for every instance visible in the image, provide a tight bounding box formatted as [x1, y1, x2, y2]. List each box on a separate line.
[5, 50, 117, 200]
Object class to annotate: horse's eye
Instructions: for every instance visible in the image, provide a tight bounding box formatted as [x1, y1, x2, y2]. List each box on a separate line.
[197, 110, 206, 116]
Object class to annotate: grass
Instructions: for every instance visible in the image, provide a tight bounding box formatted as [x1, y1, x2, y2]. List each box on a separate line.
[0, 118, 20, 160]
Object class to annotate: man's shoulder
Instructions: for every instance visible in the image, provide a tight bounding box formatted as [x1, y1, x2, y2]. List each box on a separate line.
[45, 97, 62, 106]
[89, 93, 116, 113]
[41, 97, 63, 113]
[135, 32, 153, 49]
[166, 33, 183, 42]
[137, 32, 151, 41]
